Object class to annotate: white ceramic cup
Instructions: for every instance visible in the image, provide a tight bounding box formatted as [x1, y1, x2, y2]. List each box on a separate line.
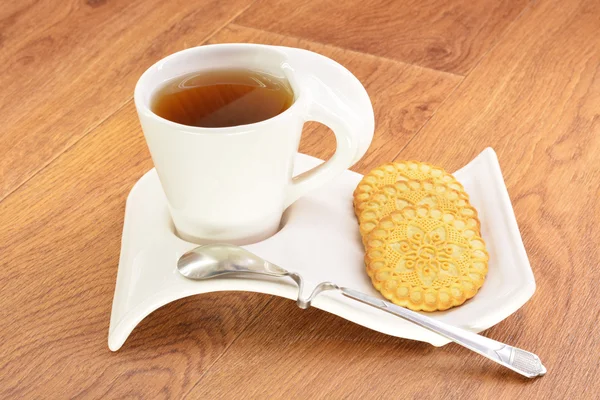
[135, 44, 374, 244]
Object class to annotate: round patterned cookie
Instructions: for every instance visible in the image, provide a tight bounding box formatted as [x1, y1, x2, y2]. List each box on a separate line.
[353, 161, 466, 216]
[364, 205, 488, 312]
[358, 179, 479, 241]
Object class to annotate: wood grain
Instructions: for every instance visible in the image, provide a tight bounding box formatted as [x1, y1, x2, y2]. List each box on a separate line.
[395, 0, 600, 396]
[2, 0, 600, 397]
[235, 0, 529, 75]
[186, 297, 524, 399]
[188, 0, 600, 398]
[0, 0, 254, 201]
[208, 24, 462, 170]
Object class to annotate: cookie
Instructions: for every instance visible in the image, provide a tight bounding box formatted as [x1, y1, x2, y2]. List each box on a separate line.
[353, 161, 466, 216]
[359, 179, 478, 241]
[364, 205, 488, 312]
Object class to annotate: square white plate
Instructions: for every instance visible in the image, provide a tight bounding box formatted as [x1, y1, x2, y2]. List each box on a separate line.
[109, 147, 535, 351]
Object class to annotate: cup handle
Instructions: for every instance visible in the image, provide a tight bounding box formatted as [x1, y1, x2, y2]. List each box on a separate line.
[284, 66, 375, 208]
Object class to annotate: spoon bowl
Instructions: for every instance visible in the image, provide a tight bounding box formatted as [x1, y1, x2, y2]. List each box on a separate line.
[178, 243, 289, 279]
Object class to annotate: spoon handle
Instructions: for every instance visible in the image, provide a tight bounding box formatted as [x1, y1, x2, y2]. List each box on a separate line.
[340, 287, 546, 378]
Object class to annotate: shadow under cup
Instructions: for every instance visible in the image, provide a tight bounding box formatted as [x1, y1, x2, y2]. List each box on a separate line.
[134, 44, 306, 245]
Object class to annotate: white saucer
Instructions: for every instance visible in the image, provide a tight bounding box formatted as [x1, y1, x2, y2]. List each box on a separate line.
[108, 148, 536, 351]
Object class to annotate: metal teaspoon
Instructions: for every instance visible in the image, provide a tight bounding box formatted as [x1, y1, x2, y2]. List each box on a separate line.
[177, 244, 546, 378]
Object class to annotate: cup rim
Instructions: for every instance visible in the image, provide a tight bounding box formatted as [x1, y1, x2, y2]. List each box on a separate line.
[134, 43, 302, 136]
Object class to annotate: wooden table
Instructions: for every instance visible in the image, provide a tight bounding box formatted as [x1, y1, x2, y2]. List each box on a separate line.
[2, 0, 598, 398]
